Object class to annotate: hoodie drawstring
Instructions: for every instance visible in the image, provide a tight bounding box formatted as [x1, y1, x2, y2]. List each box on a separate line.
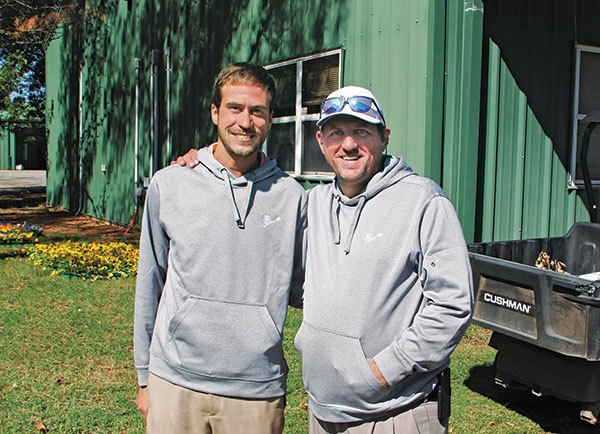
[343, 196, 366, 254]
[222, 168, 254, 229]
[332, 194, 367, 254]
[332, 197, 341, 245]
[327, 155, 415, 254]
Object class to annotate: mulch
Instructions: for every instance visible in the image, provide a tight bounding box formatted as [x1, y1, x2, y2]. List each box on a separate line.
[0, 190, 140, 244]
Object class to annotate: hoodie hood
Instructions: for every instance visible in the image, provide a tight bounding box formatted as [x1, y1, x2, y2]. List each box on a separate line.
[331, 155, 414, 253]
[196, 144, 280, 229]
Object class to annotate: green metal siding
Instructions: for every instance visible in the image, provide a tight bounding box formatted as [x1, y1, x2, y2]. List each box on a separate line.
[341, 0, 440, 179]
[79, 4, 138, 224]
[495, 60, 527, 241]
[480, 38, 500, 242]
[521, 107, 553, 239]
[45, 0, 600, 244]
[0, 127, 15, 170]
[478, 0, 600, 242]
[481, 43, 578, 242]
[46, 0, 467, 227]
[441, 0, 483, 242]
[45, 25, 81, 210]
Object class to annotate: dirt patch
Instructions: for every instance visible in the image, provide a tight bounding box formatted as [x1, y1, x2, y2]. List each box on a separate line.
[0, 190, 140, 244]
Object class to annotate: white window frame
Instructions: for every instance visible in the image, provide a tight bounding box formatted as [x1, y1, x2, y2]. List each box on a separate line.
[570, 44, 600, 187]
[265, 49, 343, 179]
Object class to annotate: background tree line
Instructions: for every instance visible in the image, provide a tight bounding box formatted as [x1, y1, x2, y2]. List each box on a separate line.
[0, 1, 105, 123]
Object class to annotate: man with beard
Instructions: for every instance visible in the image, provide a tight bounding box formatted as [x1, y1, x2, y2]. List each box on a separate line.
[176, 85, 473, 433]
[134, 63, 307, 433]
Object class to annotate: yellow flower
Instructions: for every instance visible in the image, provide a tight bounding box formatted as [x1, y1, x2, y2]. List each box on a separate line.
[28, 241, 139, 280]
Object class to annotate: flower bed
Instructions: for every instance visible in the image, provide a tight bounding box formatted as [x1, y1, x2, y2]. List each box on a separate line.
[0, 222, 43, 245]
[27, 241, 139, 280]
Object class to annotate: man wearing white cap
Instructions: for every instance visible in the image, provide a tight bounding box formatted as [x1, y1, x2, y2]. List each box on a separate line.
[175, 85, 473, 433]
[294, 85, 473, 433]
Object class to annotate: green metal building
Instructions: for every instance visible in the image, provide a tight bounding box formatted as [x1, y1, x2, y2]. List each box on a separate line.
[0, 120, 46, 170]
[45, 0, 600, 243]
[0, 125, 16, 170]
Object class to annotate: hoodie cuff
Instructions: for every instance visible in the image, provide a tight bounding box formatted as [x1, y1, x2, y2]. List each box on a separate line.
[137, 368, 149, 387]
[373, 344, 411, 387]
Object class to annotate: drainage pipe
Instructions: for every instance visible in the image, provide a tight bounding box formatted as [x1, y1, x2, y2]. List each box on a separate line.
[149, 49, 160, 176]
[165, 46, 171, 164]
[76, 66, 84, 215]
[124, 58, 141, 234]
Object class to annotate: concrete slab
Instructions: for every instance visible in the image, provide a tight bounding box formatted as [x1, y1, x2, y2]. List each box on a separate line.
[0, 170, 46, 192]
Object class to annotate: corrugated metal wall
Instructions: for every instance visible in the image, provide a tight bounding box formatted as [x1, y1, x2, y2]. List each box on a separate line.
[1, 124, 46, 170]
[441, 0, 484, 243]
[46, 0, 548, 244]
[341, 0, 443, 181]
[47, 0, 477, 227]
[46, 0, 351, 225]
[0, 127, 15, 170]
[478, 0, 600, 242]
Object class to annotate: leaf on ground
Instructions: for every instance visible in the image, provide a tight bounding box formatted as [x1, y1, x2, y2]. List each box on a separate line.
[34, 421, 48, 432]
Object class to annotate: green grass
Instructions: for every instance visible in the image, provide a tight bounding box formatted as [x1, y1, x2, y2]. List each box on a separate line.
[0, 247, 308, 433]
[283, 308, 309, 432]
[450, 325, 598, 433]
[0, 251, 141, 433]
[1, 245, 598, 433]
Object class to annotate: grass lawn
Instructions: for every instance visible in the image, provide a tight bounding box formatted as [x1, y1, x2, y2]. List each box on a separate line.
[1, 241, 598, 433]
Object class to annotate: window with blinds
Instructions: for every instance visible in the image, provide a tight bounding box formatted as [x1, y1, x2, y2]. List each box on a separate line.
[303, 55, 340, 113]
[265, 50, 342, 176]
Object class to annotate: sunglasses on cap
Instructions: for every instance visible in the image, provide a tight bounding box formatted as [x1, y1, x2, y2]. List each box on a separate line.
[320, 96, 386, 126]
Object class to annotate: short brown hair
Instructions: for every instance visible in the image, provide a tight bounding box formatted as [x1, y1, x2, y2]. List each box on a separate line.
[211, 63, 276, 111]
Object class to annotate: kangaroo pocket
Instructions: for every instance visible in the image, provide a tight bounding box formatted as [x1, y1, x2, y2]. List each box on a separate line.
[165, 297, 284, 381]
[296, 321, 387, 408]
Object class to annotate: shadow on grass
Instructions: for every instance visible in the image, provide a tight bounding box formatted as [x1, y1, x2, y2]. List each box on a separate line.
[0, 190, 47, 209]
[39, 232, 139, 244]
[465, 364, 598, 433]
[0, 246, 29, 259]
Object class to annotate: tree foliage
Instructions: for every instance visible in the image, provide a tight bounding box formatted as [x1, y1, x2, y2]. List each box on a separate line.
[0, 1, 84, 121]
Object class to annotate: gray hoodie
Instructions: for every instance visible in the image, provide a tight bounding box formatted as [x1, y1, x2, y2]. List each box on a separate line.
[295, 155, 473, 422]
[134, 145, 307, 399]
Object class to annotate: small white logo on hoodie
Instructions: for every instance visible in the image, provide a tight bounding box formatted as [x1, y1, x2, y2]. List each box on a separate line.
[262, 214, 282, 227]
[364, 232, 383, 244]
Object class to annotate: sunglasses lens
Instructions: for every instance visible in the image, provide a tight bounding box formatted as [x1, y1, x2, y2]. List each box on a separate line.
[322, 98, 344, 114]
[320, 95, 384, 126]
[348, 97, 373, 113]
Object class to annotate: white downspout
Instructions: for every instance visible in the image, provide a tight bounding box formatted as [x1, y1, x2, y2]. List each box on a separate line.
[165, 46, 171, 164]
[124, 58, 141, 234]
[76, 65, 83, 215]
[134, 58, 140, 204]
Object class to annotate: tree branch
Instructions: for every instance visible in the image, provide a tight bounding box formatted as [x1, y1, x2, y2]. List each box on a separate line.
[12, 0, 35, 10]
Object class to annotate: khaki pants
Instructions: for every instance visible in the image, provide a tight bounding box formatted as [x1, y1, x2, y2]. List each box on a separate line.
[309, 401, 448, 434]
[146, 373, 285, 434]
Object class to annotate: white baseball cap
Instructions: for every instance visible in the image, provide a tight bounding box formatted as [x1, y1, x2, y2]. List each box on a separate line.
[317, 86, 386, 128]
